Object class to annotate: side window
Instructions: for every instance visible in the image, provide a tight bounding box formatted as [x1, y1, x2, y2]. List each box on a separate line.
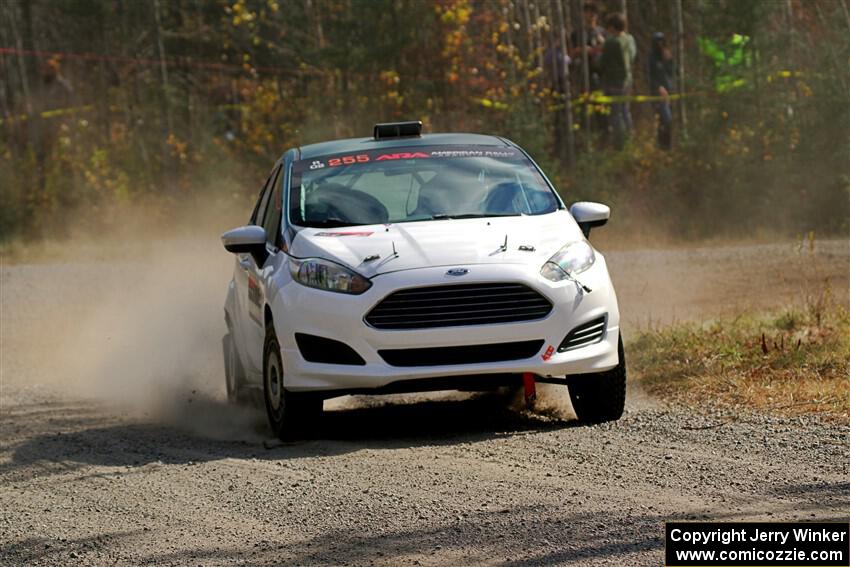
[250, 168, 276, 226]
[261, 165, 283, 246]
[249, 187, 265, 225]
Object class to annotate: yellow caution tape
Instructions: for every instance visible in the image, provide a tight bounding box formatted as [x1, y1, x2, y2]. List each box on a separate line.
[1, 69, 805, 124]
[475, 69, 804, 111]
[0, 104, 95, 125]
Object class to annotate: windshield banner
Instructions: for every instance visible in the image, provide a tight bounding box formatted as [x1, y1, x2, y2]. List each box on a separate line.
[293, 145, 523, 174]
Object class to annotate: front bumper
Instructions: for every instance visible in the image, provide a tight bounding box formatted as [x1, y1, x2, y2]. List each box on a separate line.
[273, 256, 620, 392]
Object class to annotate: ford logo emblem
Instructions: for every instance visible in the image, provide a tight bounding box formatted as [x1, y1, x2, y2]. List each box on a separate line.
[446, 268, 469, 276]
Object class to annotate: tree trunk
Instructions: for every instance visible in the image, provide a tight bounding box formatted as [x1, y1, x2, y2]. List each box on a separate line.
[813, 1, 848, 95]
[574, 0, 591, 150]
[555, 0, 575, 167]
[153, 0, 173, 135]
[98, 14, 111, 144]
[0, 4, 15, 125]
[543, 0, 562, 154]
[10, 1, 31, 117]
[751, 33, 763, 125]
[153, 0, 173, 192]
[840, 0, 850, 33]
[516, 0, 534, 57]
[674, 0, 687, 139]
[0, 2, 21, 162]
[532, 0, 545, 75]
[9, 2, 37, 176]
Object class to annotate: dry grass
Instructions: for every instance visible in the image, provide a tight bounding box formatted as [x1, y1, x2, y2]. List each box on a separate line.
[628, 304, 850, 422]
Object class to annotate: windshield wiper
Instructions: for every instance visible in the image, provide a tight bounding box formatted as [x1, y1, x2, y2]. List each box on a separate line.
[307, 217, 366, 228]
[431, 213, 523, 220]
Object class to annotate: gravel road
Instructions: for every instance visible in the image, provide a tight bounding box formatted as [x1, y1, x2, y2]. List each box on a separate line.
[1, 239, 848, 566]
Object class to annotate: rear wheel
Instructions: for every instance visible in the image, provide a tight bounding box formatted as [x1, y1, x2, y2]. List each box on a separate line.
[568, 336, 627, 424]
[222, 332, 246, 404]
[263, 325, 322, 440]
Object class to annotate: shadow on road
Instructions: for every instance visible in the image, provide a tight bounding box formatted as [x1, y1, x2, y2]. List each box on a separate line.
[6, 493, 848, 566]
[0, 391, 575, 480]
[0, 506, 660, 565]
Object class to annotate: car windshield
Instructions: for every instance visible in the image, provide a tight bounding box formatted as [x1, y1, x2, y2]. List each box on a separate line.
[289, 145, 560, 228]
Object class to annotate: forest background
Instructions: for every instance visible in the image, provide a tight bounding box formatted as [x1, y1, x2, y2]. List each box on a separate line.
[1, 0, 848, 244]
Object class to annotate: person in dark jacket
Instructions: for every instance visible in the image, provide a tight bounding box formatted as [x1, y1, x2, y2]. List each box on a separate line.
[599, 12, 629, 149]
[570, 2, 606, 92]
[648, 31, 674, 149]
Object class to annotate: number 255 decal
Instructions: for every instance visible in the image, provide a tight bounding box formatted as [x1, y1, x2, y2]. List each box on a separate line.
[328, 154, 370, 167]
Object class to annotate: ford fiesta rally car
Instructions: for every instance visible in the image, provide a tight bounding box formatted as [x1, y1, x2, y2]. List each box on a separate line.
[222, 121, 625, 438]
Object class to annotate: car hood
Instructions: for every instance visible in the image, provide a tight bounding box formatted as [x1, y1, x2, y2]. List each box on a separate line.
[289, 210, 585, 277]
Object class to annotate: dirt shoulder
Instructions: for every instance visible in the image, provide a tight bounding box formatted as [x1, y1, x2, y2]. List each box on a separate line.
[629, 308, 849, 422]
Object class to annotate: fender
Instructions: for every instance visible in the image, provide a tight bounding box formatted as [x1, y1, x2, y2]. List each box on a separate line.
[225, 275, 262, 385]
[224, 278, 238, 330]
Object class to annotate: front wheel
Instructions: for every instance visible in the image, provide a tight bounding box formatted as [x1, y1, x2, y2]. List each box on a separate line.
[263, 326, 323, 440]
[568, 336, 627, 424]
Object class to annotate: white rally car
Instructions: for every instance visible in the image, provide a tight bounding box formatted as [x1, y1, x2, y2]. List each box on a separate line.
[222, 121, 625, 438]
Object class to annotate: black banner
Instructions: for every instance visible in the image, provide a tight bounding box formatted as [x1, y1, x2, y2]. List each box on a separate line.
[665, 522, 850, 567]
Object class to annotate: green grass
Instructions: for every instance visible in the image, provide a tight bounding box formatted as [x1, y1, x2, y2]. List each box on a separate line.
[628, 306, 850, 421]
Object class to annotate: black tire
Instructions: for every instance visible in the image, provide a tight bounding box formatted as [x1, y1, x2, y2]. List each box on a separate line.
[568, 336, 627, 424]
[263, 325, 323, 440]
[222, 333, 246, 404]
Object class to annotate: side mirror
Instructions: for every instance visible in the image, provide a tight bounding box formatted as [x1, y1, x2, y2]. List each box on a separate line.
[221, 226, 267, 262]
[570, 201, 610, 238]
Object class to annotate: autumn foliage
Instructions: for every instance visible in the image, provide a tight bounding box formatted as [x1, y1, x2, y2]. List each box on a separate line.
[0, 0, 847, 241]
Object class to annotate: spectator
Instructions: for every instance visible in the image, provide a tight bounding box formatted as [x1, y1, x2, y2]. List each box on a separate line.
[570, 2, 606, 93]
[544, 40, 572, 96]
[41, 57, 75, 109]
[648, 31, 674, 149]
[599, 12, 629, 149]
[544, 41, 572, 146]
[570, 2, 606, 136]
[621, 17, 637, 131]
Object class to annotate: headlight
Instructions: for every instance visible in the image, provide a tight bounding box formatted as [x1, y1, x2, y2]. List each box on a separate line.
[540, 241, 595, 282]
[289, 258, 371, 294]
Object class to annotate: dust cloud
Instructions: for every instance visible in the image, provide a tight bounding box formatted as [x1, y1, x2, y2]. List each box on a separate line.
[0, 201, 270, 441]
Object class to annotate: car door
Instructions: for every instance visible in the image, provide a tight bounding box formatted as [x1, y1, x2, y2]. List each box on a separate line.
[242, 163, 284, 374]
[233, 166, 278, 376]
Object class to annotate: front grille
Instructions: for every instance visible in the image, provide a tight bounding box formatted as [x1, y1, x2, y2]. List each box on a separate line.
[365, 283, 552, 330]
[558, 316, 606, 352]
[295, 333, 366, 365]
[378, 340, 544, 367]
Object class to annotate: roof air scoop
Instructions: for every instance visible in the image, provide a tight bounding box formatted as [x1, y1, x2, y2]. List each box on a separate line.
[373, 121, 422, 140]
